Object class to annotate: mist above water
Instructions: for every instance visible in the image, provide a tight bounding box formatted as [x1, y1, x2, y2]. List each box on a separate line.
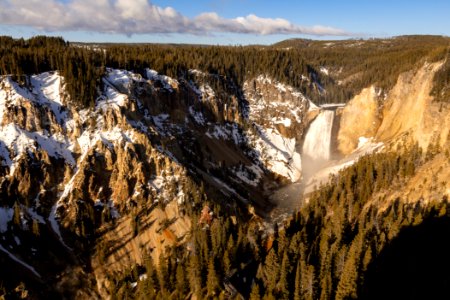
[269, 109, 336, 222]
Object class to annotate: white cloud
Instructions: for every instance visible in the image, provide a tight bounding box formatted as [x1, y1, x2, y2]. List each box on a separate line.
[0, 0, 349, 36]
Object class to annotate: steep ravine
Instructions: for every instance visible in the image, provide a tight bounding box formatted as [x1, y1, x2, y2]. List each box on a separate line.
[272, 61, 450, 213]
[0, 69, 314, 297]
[0, 59, 449, 297]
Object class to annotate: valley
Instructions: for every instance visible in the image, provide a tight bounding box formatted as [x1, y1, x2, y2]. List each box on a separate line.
[0, 35, 449, 299]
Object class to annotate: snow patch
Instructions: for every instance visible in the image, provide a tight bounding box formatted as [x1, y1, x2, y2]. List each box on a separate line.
[357, 136, 371, 149]
[48, 204, 72, 250]
[30, 72, 68, 124]
[108, 200, 120, 219]
[189, 69, 205, 76]
[99, 85, 128, 108]
[320, 103, 346, 108]
[1, 73, 68, 126]
[0, 244, 41, 278]
[308, 100, 319, 111]
[200, 84, 215, 101]
[149, 176, 165, 191]
[189, 106, 205, 125]
[177, 190, 186, 204]
[153, 114, 170, 133]
[0, 82, 8, 125]
[206, 124, 244, 145]
[0, 140, 12, 167]
[77, 126, 136, 156]
[145, 69, 177, 91]
[105, 68, 137, 91]
[27, 208, 45, 224]
[232, 164, 263, 187]
[0, 74, 79, 173]
[273, 118, 291, 127]
[241, 75, 310, 182]
[0, 124, 75, 175]
[206, 125, 229, 140]
[275, 82, 287, 93]
[249, 126, 302, 182]
[212, 177, 248, 204]
[319, 67, 329, 75]
[0, 207, 13, 233]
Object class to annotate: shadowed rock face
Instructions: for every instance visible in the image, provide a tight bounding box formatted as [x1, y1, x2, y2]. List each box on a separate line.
[361, 216, 450, 300]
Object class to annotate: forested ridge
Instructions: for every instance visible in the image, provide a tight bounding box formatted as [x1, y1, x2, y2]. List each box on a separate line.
[108, 142, 450, 299]
[1, 35, 449, 107]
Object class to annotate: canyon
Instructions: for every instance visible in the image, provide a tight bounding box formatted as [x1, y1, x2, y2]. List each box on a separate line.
[0, 36, 449, 298]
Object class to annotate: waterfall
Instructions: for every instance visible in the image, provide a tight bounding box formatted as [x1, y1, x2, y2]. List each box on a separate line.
[302, 110, 335, 161]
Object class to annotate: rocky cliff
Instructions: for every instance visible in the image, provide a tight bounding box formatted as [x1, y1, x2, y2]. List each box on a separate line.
[333, 61, 450, 205]
[0, 67, 315, 297]
[337, 61, 449, 152]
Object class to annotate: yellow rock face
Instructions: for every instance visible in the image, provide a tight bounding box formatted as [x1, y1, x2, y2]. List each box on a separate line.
[376, 61, 447, 149]
[337, 86, 381, 155]
[338, 61, 449, 155]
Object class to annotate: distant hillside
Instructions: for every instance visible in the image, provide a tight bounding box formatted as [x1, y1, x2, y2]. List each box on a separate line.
[273, 35, 450, 103]
[2, 35, 449, 106]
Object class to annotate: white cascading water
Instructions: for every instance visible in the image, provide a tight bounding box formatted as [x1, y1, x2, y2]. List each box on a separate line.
[302, 110, 335, 161]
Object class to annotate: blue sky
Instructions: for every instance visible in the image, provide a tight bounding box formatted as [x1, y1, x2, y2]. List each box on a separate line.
[0, 0, 449, 44]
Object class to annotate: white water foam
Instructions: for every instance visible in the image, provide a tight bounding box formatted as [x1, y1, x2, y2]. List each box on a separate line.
[302, 110, 335, 161]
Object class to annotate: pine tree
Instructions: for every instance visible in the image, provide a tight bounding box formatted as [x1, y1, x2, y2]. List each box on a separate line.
[223, 249, 232, 274]
[13, 202, 21, 227]
[294, 261, 302, 300]
[362, 246, 372, 272]
[175, 264, 188, 296]
[206, 257, 220, 297]
[319, 271, 332, 300]
[249, 282, 261, 300]
[188, 253, 203, 297]
[278, 250, 291, 299]
[144, 254, 158, 296]
[264, 249, 280, 293]
[157, 254, 169, 295]
[32, 219, 40, 237]
[301, 264, 316, 300]
[335, 248, 359, 300]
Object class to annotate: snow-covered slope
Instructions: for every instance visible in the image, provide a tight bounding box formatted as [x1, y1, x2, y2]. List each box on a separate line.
[0, 70, 194, 287]
[0, 73, 76, 175]
[0, 68, 317, 295]
[242, 75, 310, 182]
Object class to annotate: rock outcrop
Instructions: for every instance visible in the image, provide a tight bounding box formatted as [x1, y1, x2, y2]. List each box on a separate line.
[0, 68, 317, 297]
[376, 61, 447, 147]
[243, 75, 311, 182]
[337, 86, 381, 155]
